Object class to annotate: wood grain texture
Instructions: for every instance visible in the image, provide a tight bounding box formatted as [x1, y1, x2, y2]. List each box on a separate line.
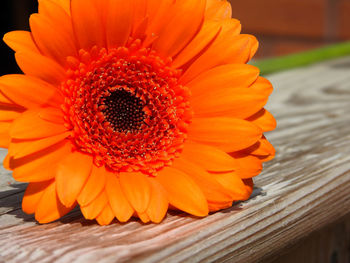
[1, 57, 350, 262]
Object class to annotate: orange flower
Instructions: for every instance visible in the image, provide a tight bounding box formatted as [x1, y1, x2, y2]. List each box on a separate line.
[0, 0, 276, 225]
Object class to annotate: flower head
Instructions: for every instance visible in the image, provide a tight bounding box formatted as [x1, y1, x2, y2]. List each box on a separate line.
[0, 0, 276, 225]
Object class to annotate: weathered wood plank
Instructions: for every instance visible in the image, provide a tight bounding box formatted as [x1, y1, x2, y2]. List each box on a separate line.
[1, 56, 350, 262]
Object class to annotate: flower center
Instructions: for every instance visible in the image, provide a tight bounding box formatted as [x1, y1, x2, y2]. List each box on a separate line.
[61, 41, 192, 175]
[101, 89, 145, 133]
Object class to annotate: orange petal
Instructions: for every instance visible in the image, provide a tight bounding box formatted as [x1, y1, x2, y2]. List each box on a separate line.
[152, 0, 206, 58]
[78, 165, 106, 206]
[96, 203, 115, 225]
[22, 180, 52, 214]
[10, 109, 68, 140]
[205, 0, 232, 20]
[207, 201, 233, 212]
[184, 64, 259, 94]
[105, 172, 134, 222]
[250, 76, 273, 96]
[156, 167, 208, 217]
[241, 136, 276, 157]
[213, 172, 251, 200]
[146, 178, 168, 223]
[230, 152, 263, 179]
[53, 0, 71, 15]
[191, 86, 268, 119]
[248, 35, 259, 60]
[119, 171, 151, 213]
[172, 20, 221, 69]
[246, 109, 276, 132]
[0, 122, 11, 148]
[0, 75, 63, 109]
[180, 28, 258, 84]
[0, 90, 17, 105]
[35, 180, 76, 224]
[0, 108, 22, 121]
[15, 51, 66, 85]
[56, 150, 93, 207]
[80, 190, 108, 220]
[181, 141, 236, 172]
[3, 31, 39, 53]
[132, 0, 147, 35]
[30, 7, 77, 65]
[173, 158, 233, 203]
[38, 107, 65, 124]
[105, 0, 133, 49]
[105, 173, 134, 222]
[188, 117, 262, 152]
[137, 212, 150, 223]
[143, 0, 174, 46]
[9, 132, 70, 159]
[71, 0, 105, 49]
[10, 140, 72, 182]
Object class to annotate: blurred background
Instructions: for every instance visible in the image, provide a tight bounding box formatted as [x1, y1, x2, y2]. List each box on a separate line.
[0, 0, 349, 75]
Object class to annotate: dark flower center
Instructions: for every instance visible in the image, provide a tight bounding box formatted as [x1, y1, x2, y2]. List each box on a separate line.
[61, 42, 192, 174]
[102, 89, 145, 133]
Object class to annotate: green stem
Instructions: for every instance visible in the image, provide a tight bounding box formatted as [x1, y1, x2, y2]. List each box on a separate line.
[252, 41, 350, 75]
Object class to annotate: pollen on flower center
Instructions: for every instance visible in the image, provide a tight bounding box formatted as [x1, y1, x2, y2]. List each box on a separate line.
[101, 89, 146, 133]
[61, 40, 192, 175]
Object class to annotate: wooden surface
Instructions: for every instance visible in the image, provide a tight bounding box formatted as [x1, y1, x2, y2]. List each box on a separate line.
[1, 57, 350, 262]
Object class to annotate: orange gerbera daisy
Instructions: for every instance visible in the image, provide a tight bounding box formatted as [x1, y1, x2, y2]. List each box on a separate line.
[0, 0, 276, 225]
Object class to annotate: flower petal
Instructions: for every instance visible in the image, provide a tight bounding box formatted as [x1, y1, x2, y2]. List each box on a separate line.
[230, 153, 263, 179]
[80, 190, 108, 220]
[246, 109, 277, 132]
[180, 33, 259, 83]
[152, 0, 206, 58]
[240, 136, 276, 157]
[188, 117, 262, 152]
[205, 0, 232, 20]
[77, 165, 106, 207]
[15, 51, 66, 85]
[146, 178, 168, 223]
[71, 0, 105, 49]
[22, 180, 52, 214]
[191, 86, 268, 119]
[3, 31, 39, 53]
[143, 0, 174, 46]
[156, 167, 208, 217]
[213, 172, 251, 200]
[184, 64, 259, 94]
[0, 108, 22, 121]
[172, 20, 221, 69]
[105, 0, 133, 49]
[31, 3, 77, 65]
[38, 107, 65, 124]
[250, 76, 273, 96]
[10, 140, 72, 182]
[96, 204, 115, 225]
[9, 132, 70, 159]
[0, 75, 62, 109]
[138, 212, 150, 223]
[35, 180, 76, 224]
[10, 109, 68, 140]
[53, 0, 70, 15]
[119, 171, 151, 213]
[105, 172, 134, 222]
[56, 150, 93, 207]
[181, 141, 236, 171]
[0, 126, 11, 148]
[173, 158, 233, 203]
